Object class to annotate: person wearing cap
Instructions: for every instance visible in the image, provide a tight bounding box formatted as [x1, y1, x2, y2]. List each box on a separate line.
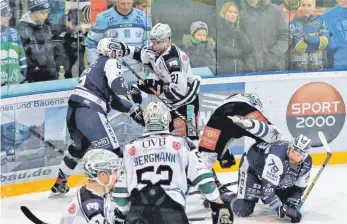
[52, 9, 86, 78]
[17, 0, 58, 82]
[0, 0, 27, 85]
[279, 0, 303, 22]
[180, 21, 216, 72]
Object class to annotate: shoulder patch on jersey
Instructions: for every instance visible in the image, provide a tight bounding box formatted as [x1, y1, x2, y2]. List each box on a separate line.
[68, 202, 76, 214]
[165, 57, 180, 72]
[172, 141, 181, 150]
[199, 126, 221, 151]
[128, 145, 136, 156]
[245, 111, 269, 123]
[84, 199, 102, 210]
[262, 154, 284, 185]
[163, 46, 181, 72]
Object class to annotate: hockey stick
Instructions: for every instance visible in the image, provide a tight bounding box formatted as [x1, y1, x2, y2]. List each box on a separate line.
[28, 127, 65, 155]
[21, 205, 206, 224]
[21, 206, 48, 224]
[1, 111, 65, 155]
[119, 58, 199, 133]
[188, 181, 238, 196]
[298, 131, 332, 210]
[188, 217, 207, 222]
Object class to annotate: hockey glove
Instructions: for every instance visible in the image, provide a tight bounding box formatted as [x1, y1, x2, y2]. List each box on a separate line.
[210, 201, 234, 224]
[277, 203, 302, 223]
[141, 79, 164, 94]
[128, 85, 142, 104]
[218, 150, 236, 169]
[114, 208, 125, 224]
[228, 115, 255, 130]
[129, 106, 145, 127]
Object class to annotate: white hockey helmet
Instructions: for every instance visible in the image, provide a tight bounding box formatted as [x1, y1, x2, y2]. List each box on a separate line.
[143, 102, 172, 132]
[288, 134, 311, 161]
[149, 23, 172, 42]
[244, 93, 263, 113]
[97, 38, 124, 58]
[81, 149, 122, 192]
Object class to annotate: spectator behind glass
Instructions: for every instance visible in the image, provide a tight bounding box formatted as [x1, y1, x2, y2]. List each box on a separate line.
[279, 0, 302, 22]
[52, 9, 86, 79]
[289, 0, 329, 70]
[321, 0, 347, 69]
[17, 0, 58, 82]
[0, 0, 27, 85]
[85, 0, 152, 64]
[134, 0, 152, 16]
[216, 1, 252, 75]
[240, 0, 290, 72]
[180, 21, 216, 72]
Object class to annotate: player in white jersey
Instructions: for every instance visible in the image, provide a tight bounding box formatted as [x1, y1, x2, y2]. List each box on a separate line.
[60, 149, 125, 224]
[116, 23, 201, 144]
[113, 102, 234, 224]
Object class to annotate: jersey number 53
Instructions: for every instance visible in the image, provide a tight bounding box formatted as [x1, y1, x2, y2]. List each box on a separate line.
[136, 165, 173, 185]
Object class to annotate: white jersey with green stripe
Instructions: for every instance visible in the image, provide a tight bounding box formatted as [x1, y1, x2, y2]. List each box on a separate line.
[113, 130, 219, 210]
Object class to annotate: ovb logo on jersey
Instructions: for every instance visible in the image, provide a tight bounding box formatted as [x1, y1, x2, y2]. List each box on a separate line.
[286, 82, 345, 147]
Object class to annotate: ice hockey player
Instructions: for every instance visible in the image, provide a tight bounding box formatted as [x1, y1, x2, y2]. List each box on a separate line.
[115, 23, 201, 144]
[60, 149, 126, 224]
[198, 93, 282, 207]
[113, 102, 234, 224]
[232, 134, 312, 223]
[50, 38, 144, 196]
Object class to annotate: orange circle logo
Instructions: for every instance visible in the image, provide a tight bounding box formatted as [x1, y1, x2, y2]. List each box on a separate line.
[286, 82, 346, 147]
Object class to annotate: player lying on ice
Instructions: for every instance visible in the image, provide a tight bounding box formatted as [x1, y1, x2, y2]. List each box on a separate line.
[113, 102, 234, 224]
[60, 149, 125, 224]
[232, 134, 312, 223]
[50, 38, 145, 196]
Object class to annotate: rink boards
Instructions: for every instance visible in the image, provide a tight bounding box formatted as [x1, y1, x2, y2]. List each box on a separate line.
[1, 71, 347, 198]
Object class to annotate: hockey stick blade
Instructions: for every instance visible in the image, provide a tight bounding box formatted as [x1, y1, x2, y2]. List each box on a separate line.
[318, 131, 332, 153]
[20, 206, 49, 224]
[188, 217, 207, 222]
[298, 132, 332, 210]
[188, 181, 238, 196]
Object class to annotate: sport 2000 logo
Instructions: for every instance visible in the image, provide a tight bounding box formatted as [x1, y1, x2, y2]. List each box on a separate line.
[286, 82, 346, 147]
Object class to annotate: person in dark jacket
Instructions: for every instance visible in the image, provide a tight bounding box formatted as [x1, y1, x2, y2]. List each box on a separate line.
[52, 9, 86, 78]
[181, 21, 216, 73]
[17, 0, 58, 82]
[216, 1, 252, 75]
[240, 0, 290, 72]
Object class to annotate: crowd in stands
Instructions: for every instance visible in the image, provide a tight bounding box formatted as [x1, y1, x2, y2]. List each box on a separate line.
[1, 0, 346, 85]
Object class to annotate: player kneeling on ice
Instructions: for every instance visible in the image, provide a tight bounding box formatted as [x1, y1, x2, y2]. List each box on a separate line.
[115, 23, 201, 144]
[232, 134, 312, 223]
[51, 38, 145, 196]
[113, 102, 233, 224]
[60, 149, 125, 224]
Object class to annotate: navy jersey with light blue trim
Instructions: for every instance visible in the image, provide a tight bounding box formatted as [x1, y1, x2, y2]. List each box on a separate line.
[247, 141, 312, 209]
[69, 56, 132, 114]
[86, 7, 151, 63]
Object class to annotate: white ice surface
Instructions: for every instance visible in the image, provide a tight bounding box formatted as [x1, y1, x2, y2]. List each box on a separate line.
[1, 164, 347, 224]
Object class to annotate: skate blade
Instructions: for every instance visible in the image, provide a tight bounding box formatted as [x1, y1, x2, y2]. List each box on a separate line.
[48, 191, 67, 198]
